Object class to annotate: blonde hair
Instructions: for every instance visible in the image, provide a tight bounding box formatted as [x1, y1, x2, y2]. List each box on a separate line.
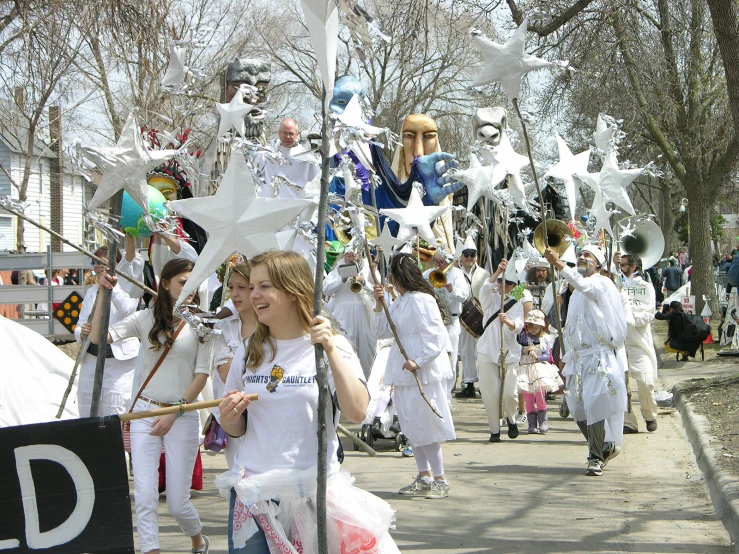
[244, 251, 314, 371]
[228, 261, 252, 287]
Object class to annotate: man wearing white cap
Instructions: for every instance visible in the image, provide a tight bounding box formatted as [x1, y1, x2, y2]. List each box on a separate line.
[477, 259, 528, 442]
[455, 236, 490, 398]
[526, 259, 555, 316]
[544, 244, 628, 476]
[423, 249, 470, 396]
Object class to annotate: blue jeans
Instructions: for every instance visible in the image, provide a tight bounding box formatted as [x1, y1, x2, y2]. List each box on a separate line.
[229, 489, 269, 554]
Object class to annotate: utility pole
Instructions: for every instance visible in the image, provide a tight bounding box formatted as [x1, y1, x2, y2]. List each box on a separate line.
[49, 105, 63, 252]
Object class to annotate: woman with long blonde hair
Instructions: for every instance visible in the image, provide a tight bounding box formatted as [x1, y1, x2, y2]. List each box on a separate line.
[218, 250, 399, 554]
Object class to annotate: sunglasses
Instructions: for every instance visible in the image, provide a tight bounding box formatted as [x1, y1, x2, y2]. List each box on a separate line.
[462, 251, 477, 258]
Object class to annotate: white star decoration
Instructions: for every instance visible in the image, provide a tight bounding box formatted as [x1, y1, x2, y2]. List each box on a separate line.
[167, 152, 316, 305]
[470, 19, 553, 99]
[544, 135, 591, 221]
[370, 222, 406, 265]
[380, 188, 449, 247]
[161, 45, 188, 88]
[334, 94, 385, 137]
[87, 112, 177, 211]
[216, 89, 253, 138]
[300, 0, 339, 106]
[587, 185, 613, 239]
[594, 113, 617, 152]
[576, 150, 642, 216]
[493, 131, 530, 211]
[453, 153, 507, 211]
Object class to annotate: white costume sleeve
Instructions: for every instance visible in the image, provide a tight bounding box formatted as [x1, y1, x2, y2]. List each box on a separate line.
[408, 293, 448, 367]
[371, 308, 392, 340]
[322, 267, 343, 297]
[74, 286, 97, 344]
[110, 284, 138, 316]
[117, 254, 145, 299]
[448, 268, 470, 304]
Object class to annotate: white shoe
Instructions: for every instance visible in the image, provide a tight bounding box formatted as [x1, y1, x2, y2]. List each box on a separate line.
[516, 411, 527, 425]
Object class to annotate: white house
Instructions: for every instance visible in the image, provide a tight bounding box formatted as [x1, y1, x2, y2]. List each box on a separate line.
[0, 114, 92, 253]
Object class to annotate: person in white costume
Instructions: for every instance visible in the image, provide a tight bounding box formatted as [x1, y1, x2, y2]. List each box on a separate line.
[423, 249, 470, 394]
[616, 253, 659, 434]
[258, 118, 320, 200]
[477, 259, 528, 442]
[526, 259, 555, 316]
[217, 251, 399, 554]
[372, 253, 456, 499]
[455, 236, 490, 398]
[544, 245, 628, 477]
[322, 246, 377, 377]
[76, 246, 139, 417]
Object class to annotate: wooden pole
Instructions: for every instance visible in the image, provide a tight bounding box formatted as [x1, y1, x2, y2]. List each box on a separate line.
[511, 98, 565, 356]
[119, 395, 259, 421]
[362, 240, 442, 418]
[90, 191, 123, 417]
[499, 206, 509, 415]
[313, 88, 332, 554]
[336, 423, 377, 457]
[368, 179, 386, 285]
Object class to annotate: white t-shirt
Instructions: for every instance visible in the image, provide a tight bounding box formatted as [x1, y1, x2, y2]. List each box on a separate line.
[225, 334, 365, 477]
[109, 310, 211, 403]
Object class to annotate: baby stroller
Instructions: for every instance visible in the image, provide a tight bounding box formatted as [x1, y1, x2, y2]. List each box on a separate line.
[355, 339, 407, 452]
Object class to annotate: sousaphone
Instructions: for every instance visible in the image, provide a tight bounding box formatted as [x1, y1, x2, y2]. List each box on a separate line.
[533, 219, 572, 256]
[618, 217, 664, 270]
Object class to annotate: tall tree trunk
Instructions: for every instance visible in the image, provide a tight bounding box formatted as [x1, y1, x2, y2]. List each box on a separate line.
[686, 178, 719, 316]
[707, 0, 739, 132]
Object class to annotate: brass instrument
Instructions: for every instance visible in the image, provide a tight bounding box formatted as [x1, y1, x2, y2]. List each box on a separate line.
[349, 276, 363, 293]
[334, 209, 379, 245]
[618, 217, 665, 270]
[533, 219, 573, 256]
[428, 257, 459, 288]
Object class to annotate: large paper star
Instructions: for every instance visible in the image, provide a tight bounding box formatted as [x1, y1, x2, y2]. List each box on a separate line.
[493, 131, 530, 211]
[215, 89, 253, 138]
[167, 152, 316, 305]
[370, 221, 406, 264]
[87, 112, 177, 211]
[334, 94, 385, 137]
[453, 153, 507, 210]
[588, 186, 613, 239]
[544, 135, 591, 221]
[594, 113, 616, 152]
[380, 188, 449, 247]
[300, 0, 339, 104]
[161, 45, 188, 88]
[575, 150, 642, 216]
[470, 19, 553, 99]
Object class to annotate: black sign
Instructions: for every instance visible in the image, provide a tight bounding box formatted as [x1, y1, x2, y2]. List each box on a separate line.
[0, 417, 134, 553]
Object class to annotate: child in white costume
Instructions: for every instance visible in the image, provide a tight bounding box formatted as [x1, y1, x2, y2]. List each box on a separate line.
[372, 253, 456, 499]
[217, 251, 399, 554]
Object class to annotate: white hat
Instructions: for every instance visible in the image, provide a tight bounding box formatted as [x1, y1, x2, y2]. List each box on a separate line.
[454, 238, 465, 258]
[561, 244, 577, 266]
[525, 309, 546, 326]
[530, 257, 550, 269]
[462, 235, 477, 252]
[580, 244, 606, 266]
[499, 260, 520, 283]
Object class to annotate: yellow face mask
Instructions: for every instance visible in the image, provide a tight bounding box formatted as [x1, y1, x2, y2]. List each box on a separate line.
[147, 174, 178, 201]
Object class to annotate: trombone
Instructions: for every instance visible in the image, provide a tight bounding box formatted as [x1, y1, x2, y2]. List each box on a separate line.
[428, 256, 460, 288]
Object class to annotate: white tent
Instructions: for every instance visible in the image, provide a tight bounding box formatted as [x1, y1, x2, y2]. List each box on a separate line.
[0, 316, 79, 426]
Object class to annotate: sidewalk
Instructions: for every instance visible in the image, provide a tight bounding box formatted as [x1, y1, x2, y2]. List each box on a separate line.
[140, 378, 734, 553]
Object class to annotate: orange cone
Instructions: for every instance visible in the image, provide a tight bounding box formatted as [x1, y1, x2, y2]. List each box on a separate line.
[703, 316, 714, 344]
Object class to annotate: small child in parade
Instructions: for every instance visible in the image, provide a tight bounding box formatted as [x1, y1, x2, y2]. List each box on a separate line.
[516, 310, 563, 434]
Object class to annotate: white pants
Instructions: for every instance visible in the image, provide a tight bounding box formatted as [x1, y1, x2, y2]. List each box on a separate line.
[477, 353, 518, 434]
[459, 330, 479, 384]
[446, 318, 461, 393]
[131, 399, 202, 553]
[624, 371, 658, 430]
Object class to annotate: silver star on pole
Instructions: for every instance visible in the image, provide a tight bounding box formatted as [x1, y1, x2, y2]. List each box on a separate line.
[587, 185, 613, 239]
[594, 113, 617, 153]
[161, 45, 188, 89]
[167, 152, 316, 305]
[300, 0, 339, 106]
[452, 153, 508, 211]
[215, 89, 254, 138]
[544, 135, 591, 221]
[380, 188, 449, 247]
[86, 112, 178, 211]
[370, 222, 406, 264]
[575, 150, 642, 216]
[470, 19, 554, 99]
[493, 130, 530, 211]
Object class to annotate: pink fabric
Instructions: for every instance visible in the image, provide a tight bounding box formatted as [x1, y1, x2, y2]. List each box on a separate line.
[524, 389, 546, 413]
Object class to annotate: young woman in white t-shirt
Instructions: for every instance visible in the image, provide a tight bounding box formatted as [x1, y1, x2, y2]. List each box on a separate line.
[91, 258, 211, 554]
[217, 250, 399, 554]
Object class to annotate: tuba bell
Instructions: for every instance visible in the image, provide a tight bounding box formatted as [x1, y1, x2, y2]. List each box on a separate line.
[349, 276, 363, 293]
[428, 256, 461, 288]
[533, 219, 573, 256]
[618, 217, 665, 270]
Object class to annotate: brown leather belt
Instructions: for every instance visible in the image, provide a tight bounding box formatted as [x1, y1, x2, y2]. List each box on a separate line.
[139, 395, 175, 407]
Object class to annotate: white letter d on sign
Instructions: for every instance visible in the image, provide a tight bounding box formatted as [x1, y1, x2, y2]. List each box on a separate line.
[14, 445, 95, 549]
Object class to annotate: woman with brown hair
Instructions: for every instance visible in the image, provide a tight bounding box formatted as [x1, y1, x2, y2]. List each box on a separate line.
[91, 257, 211, 554]
[217, 250, 398, 554]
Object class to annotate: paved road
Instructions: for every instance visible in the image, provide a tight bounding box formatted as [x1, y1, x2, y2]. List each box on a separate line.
[140, 370, 734, 553]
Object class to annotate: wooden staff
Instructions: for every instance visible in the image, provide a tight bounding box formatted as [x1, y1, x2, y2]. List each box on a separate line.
[512, 98, 565, 357]
[362, 239, 443, 418]
[0, 201, 157, 298]
[337, 423, 377, 457]
[119, 395, 259, 421]
[499, 205, 509, 415]
[56, 294, 99, 418]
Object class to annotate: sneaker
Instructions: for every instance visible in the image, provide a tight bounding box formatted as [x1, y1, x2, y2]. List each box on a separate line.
[516, 411, 527, 425]
[399, 475, 432, 495]
[454, 383, 476, 398]
[623, 426, 639, 434]
[602, 443, 621, 468]
[489, 432, 501, 443]
[646, 419, 658, 432]
[424, 480, 450, 499]
[507, 420, 519, 439]
[585, 460, 603, 476]
[401, 446, 414, 457]
[193, 535, 209, 554]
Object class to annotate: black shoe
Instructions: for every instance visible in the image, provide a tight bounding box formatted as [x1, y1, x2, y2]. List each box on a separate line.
[623, 426, 638, 434]
[507, 420, 519, 439]
[454, 383, 476, 398]
[545, 392, 556, 401]
[489, 433, 501, 443]
[389, 416, 401, 434]
[680, 354, 689, 361]
[646, 419, 658, 432]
